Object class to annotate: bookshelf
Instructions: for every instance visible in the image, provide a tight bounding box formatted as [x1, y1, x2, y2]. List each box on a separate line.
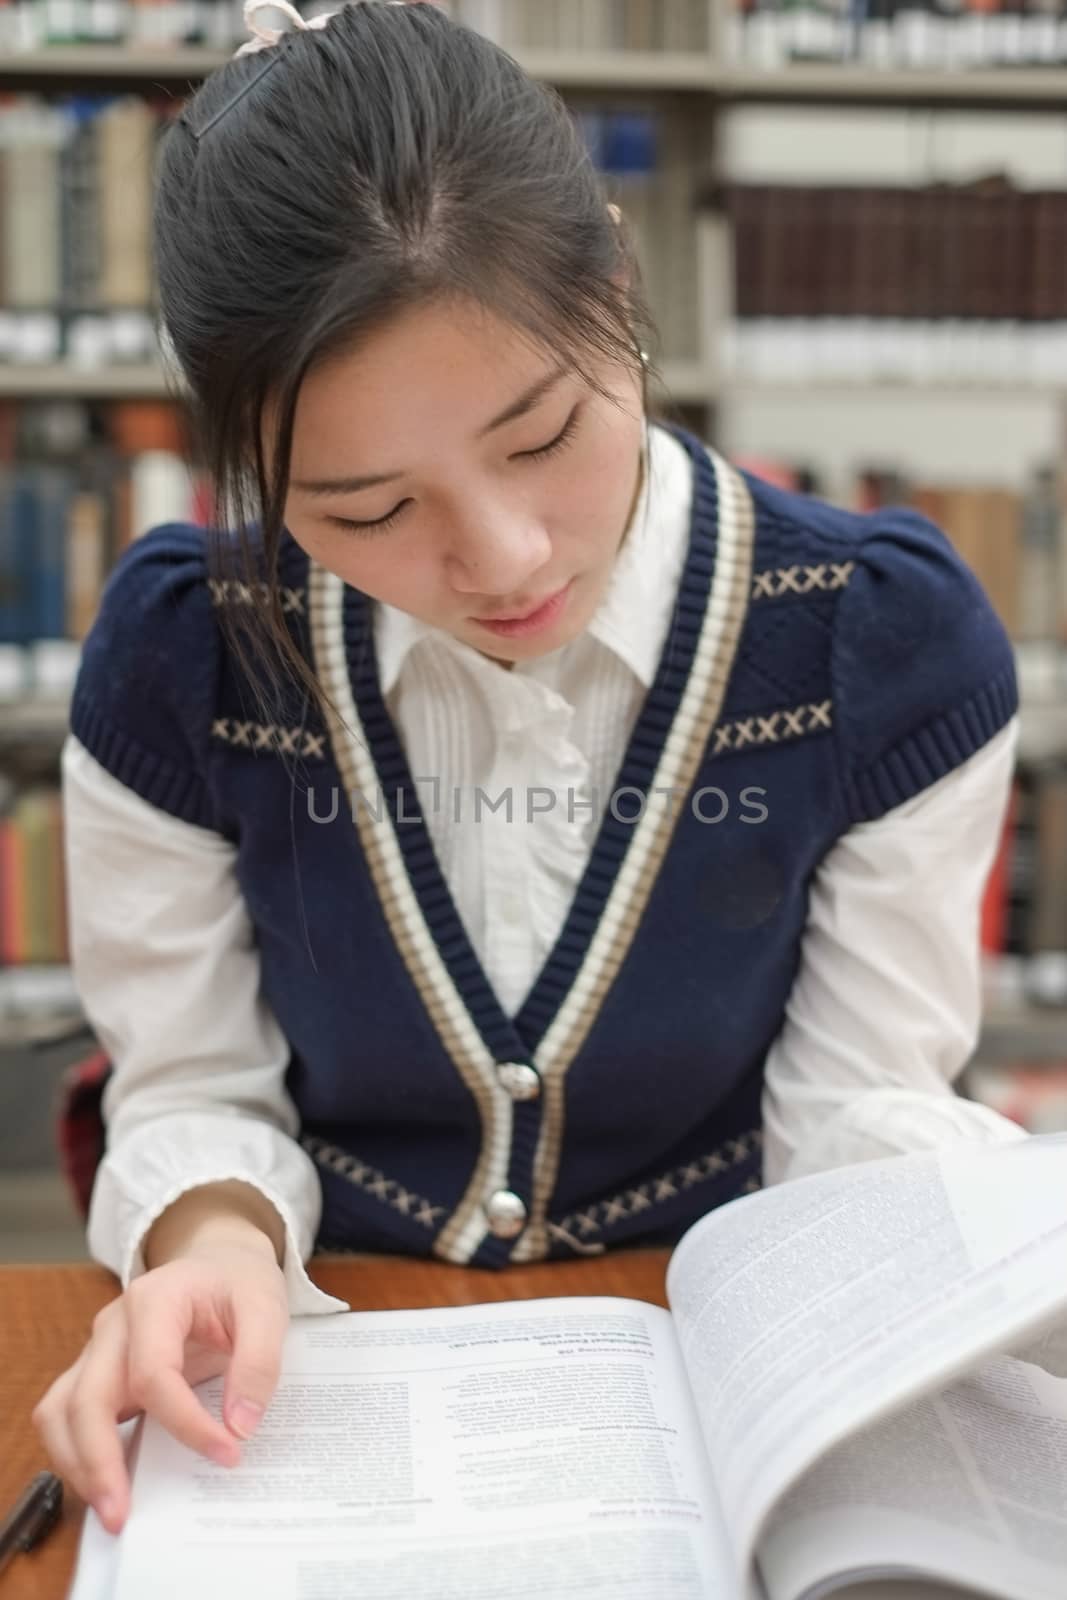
[12, 48, 1067, 110]
[2, 1, 1067, 1085]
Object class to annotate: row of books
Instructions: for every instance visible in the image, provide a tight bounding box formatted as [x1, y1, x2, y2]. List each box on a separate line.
[0, 97, 162, 316]
[728, 0, 1067, 69]
[0, 94, 699, 363]
[0, 400, 203, 680]
[982, 764, 1067, 1001]
[725, 183, 1067, 323]
[0, 0, 713, 53]
[722, 318, 1067, 386]
[0, 784, 67, 965]
[0, 310, 159, 368]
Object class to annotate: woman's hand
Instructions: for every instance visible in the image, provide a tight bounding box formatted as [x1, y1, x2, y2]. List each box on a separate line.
[31, 1225, 289, 1536]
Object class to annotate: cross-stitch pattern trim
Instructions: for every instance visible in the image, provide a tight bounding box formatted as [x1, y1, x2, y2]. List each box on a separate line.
[302, 1134, 448, 1231]
[710, 699, 831, 757]
[549, 1128, 763, 1250]
[211, 717, 327, 759]
[208, 578, 307, 615]
[751, 561, 855, 601]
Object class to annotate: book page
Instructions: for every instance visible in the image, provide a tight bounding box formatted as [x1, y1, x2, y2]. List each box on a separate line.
[67, 1420, 140, 1600]
[665, 1135, 1067, 1583]
[757, 1353, 1067, 1600]
[106, 1295, 741, 1600]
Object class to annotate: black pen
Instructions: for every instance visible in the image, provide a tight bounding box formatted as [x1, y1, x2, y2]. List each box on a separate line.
[0, 1471, 64, 1578]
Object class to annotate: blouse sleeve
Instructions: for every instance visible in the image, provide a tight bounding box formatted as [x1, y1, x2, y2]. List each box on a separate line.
[762, 716, 1028, 1185]
[62, 735, 348, 1317]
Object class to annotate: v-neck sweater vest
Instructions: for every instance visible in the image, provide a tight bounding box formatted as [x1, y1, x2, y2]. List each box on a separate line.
[70, 424, 1018, 1266]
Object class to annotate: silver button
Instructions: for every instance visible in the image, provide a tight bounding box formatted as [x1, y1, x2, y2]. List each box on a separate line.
[485, 1189, 527, 1238]
[496, 1061, 541, 1101]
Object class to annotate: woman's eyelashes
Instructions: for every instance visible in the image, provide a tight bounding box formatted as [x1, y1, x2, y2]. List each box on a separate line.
[327, 404, 583, 537]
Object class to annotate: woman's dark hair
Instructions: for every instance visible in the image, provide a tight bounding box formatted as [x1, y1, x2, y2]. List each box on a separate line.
[155, 0, 667, 725]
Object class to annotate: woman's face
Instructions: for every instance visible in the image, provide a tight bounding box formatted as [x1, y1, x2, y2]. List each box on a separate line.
[281, 297, 645, 665]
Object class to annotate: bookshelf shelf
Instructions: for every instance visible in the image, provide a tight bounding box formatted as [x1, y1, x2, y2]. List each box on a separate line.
[719, 65, 1067, 110]
[723, 380, 1067, 404]
[10, 50, 1067, 110]
[1017, 701, 1067, 767]
[519, 50, 718, 91]
[0, 44, 229, 91]
[976, 1005, 1067, 1064]
[0, 363, 177, 400]
[0, 966, 82, 1048]
[0, 700, 70, 743]
[0, 45, 717, 95]
[0, 359, 715, 405]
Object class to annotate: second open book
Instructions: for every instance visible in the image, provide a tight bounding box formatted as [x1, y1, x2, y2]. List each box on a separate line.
[71, 1134, 1067, 1600]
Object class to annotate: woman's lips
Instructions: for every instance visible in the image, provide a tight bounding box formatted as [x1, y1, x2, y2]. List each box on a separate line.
[474, 581, 572, 639]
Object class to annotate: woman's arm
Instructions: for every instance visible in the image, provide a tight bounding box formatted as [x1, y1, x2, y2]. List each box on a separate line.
[762, 716, 1028, 1185]
[63, 734, 347, 1313]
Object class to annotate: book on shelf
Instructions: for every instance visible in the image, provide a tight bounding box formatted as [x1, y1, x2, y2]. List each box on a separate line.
[0, 782, 67, 964]
[0, 0, 714, 54]
[719, 179, 1067, 387]
[978, 763, 1067, 1008]
[728, 0, 1067, 69]
[0, 399, 203, 695]
[0, 92, 167, 368]
[574, 105, 700, 362]
[69, 1136, 1067, 1600]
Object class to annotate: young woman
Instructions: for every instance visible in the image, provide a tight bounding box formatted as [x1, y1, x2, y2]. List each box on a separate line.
[34, 0, 1025, 1536]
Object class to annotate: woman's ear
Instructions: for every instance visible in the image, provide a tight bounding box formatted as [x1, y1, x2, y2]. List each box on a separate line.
[607, 203, 632, 296]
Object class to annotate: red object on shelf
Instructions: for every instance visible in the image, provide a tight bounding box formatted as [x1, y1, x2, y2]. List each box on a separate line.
[56, 1049, 111, 1222]
[981, 782, 1016, 957]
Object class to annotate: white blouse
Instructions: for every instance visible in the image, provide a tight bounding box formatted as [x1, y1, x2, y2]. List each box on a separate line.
[63, 420, 1026, 1318]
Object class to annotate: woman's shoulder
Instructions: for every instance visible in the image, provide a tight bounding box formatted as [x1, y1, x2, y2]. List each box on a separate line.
[69, 522, 227, 829]
[735, 468, 1019, 825]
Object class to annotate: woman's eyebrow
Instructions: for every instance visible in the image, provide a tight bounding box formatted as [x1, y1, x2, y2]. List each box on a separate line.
[292, 363, 570, 496]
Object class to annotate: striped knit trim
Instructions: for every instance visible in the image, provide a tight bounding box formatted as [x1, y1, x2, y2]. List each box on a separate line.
[308, 563, 512, 1267]
[847, 656, 1018, 824]
[308, 433, 755, 1267]
[510, 445, 757, 1262]
[69, 692, 215, 829]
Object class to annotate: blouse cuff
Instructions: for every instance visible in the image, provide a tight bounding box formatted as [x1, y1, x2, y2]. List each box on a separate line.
[87, 1114, 351, 1317]
[780, 1086, 1028, 1184]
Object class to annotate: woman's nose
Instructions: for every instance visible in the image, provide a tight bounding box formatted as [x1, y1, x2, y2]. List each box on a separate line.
[445, 509, 553, 598]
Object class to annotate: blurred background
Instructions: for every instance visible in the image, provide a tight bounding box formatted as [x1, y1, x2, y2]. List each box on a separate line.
[1, 0, 1065, 1262]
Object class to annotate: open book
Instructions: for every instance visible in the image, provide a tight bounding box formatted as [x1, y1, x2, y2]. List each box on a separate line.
[70, 1135, 1067, 1600]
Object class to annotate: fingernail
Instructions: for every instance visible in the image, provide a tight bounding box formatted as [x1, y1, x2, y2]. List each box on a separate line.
[97, 1494, 118, 1526]
[227, 1399, 263, 1439]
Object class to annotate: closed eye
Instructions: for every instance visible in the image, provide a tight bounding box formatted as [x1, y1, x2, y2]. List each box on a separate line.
[328, 404, 583, 537]
[515, 403, 582, 462]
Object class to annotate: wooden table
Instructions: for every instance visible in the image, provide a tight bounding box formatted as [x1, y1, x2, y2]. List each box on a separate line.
[1, 1250, 670, 1599]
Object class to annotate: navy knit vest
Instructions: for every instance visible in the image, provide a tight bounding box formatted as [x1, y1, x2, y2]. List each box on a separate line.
[70, 423, 1018, 1267]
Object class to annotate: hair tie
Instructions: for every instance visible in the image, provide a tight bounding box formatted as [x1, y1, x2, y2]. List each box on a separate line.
[234, 0, 407, 57]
